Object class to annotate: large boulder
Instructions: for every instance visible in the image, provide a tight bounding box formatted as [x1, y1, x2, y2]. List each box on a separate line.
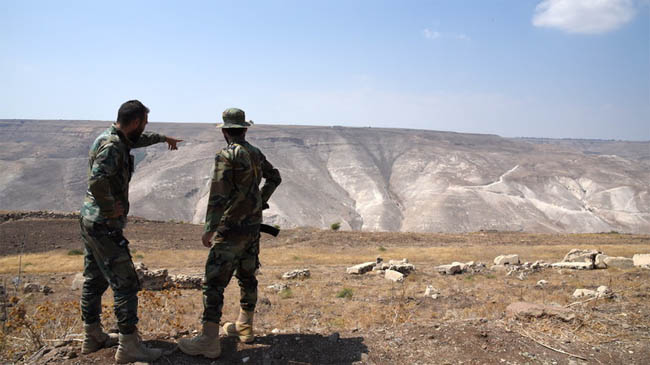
[603, 256, 634, 269]
[346, 262, 376, 275]
[494, 254, 520, 266]
[633, 254, 650, 268]
[506, 302, 575, 322]
[562, 249, 600, 263]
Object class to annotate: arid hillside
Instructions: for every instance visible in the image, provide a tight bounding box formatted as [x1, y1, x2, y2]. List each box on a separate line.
[1, 120, 649, 233]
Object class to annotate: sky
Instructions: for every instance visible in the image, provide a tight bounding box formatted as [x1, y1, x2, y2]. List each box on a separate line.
[1, 0, 649, 140]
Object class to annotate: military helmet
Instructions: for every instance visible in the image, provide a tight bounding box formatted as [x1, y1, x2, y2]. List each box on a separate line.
[218, 108, 254, 128]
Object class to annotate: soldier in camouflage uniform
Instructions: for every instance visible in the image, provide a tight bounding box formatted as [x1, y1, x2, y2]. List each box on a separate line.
[178, 108, 281, 359]
[79, 100, 182, 363]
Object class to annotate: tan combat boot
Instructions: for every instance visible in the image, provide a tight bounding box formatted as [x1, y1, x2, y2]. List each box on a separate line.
[223, 309, 254, 343]
[81, 322, 118, 354]
[177, 321, 221, 358]
[114, 330, 163, 364]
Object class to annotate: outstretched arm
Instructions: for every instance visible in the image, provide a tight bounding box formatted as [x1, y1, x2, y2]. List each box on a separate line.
[133, 132, 183, 150]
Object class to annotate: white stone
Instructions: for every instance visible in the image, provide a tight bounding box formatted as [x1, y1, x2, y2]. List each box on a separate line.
[282, 269, 311, 280]
[71, 272, 85, 291]
[563, 249, 600, 263]
[436, 263, 462, 275]
[385, 269, 405, 282]
[603, 257, 634, 269]
[594, 254, 608, 269]
[494, 254, 520, 266]
[573, 289, 597, 298]
[552, 262, 594, 270]
[424, 285, 440, 298]
[490, 264, 508, 272]
[23, 283, 41, 293]
[632, 254, 650, 268]
[346, 262, 376, 275]
[536, 280, 548, 287]
[596, 286, 612, 298]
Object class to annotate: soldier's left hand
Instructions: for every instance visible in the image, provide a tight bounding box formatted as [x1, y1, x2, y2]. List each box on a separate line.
[202, 231, 214, 248]
[165, 137, 183, 150]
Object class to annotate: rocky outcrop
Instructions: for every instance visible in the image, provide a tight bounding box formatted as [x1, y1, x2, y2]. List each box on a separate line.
[282, 269, 311, 280]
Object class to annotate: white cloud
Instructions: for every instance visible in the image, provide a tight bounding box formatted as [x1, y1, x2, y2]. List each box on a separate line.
[422, 29, 470, 41]
[422, 28, 440, 39]
[532, 0, 638, 34]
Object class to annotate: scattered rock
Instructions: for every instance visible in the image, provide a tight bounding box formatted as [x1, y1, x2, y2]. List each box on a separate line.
[603, 256, 634, 269]
[374, 258, 416, 275]
[384, 269, 404, 283]
[134, 262, 168, 290]
[494, 254, 520, 266]
[573, 289, 597, 298]
[424, 285, 440, 299]
[596, 285, 613, 298]
[551, 262, 594, 270]
[506, 301, 575, 322]
[271, 328, 280, 334]
[562, 249, 600, 264]
[436, 263, 462, 275]
[41, 285, 53, 295]
[282, 269, 311, 280]
[633, 254, 650, 268]
[490, 264, 508, 272]
[267, 283, 289, 292]
[594, 254, 608, 269]
[71, 272, 85, 291]
[169, 274, 202, 289]
[536, 280, 548, 288]
[346, 262, 376, 275]
[23, 283, 41, 293]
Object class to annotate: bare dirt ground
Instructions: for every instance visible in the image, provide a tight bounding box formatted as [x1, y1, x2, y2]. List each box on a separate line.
[1, 211, 650, 364]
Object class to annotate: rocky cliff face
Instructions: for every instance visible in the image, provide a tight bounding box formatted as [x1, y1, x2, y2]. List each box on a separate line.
[1, 120, 649, 233]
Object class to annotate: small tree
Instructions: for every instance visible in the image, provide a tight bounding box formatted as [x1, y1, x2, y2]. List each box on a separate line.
[330, 222, 341, 231]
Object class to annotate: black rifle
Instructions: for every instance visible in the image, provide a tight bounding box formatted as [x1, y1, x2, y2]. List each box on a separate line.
[260, 223, 280, 237]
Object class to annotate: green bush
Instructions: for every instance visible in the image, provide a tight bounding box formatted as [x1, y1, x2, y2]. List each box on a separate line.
[378, 246, 386, 252]
[67, 249, 84, 256]
[336, 288, 353, 299]
[330, 222, 341, 231]
[279, 288, 293, 299]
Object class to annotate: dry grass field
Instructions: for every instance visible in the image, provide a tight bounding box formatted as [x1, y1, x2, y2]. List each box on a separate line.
[1, 213, 649, 364]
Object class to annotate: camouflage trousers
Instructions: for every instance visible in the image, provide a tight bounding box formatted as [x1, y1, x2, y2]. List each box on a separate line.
[79, 218, 140, 334]
[202, 227, 260, 324]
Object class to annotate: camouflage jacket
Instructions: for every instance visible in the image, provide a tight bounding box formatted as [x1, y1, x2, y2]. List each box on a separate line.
[205, 136, 281, 233]
[80, 124, 167, 228]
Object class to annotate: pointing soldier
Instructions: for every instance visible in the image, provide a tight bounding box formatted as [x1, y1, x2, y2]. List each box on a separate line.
[79, 100, 182, 363]
[178, 108, 281, 358]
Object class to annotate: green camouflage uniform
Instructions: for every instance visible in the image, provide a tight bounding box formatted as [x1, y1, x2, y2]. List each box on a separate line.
[79, 124, 166, 334]
[202, 135, 281, 324]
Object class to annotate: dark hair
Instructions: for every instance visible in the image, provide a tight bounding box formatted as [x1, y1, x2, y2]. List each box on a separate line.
[223, 128, 247, 137]
[117, 100, 149, 127]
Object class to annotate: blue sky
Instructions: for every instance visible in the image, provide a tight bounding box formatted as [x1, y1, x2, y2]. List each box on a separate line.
[1, 0, 648, 140]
